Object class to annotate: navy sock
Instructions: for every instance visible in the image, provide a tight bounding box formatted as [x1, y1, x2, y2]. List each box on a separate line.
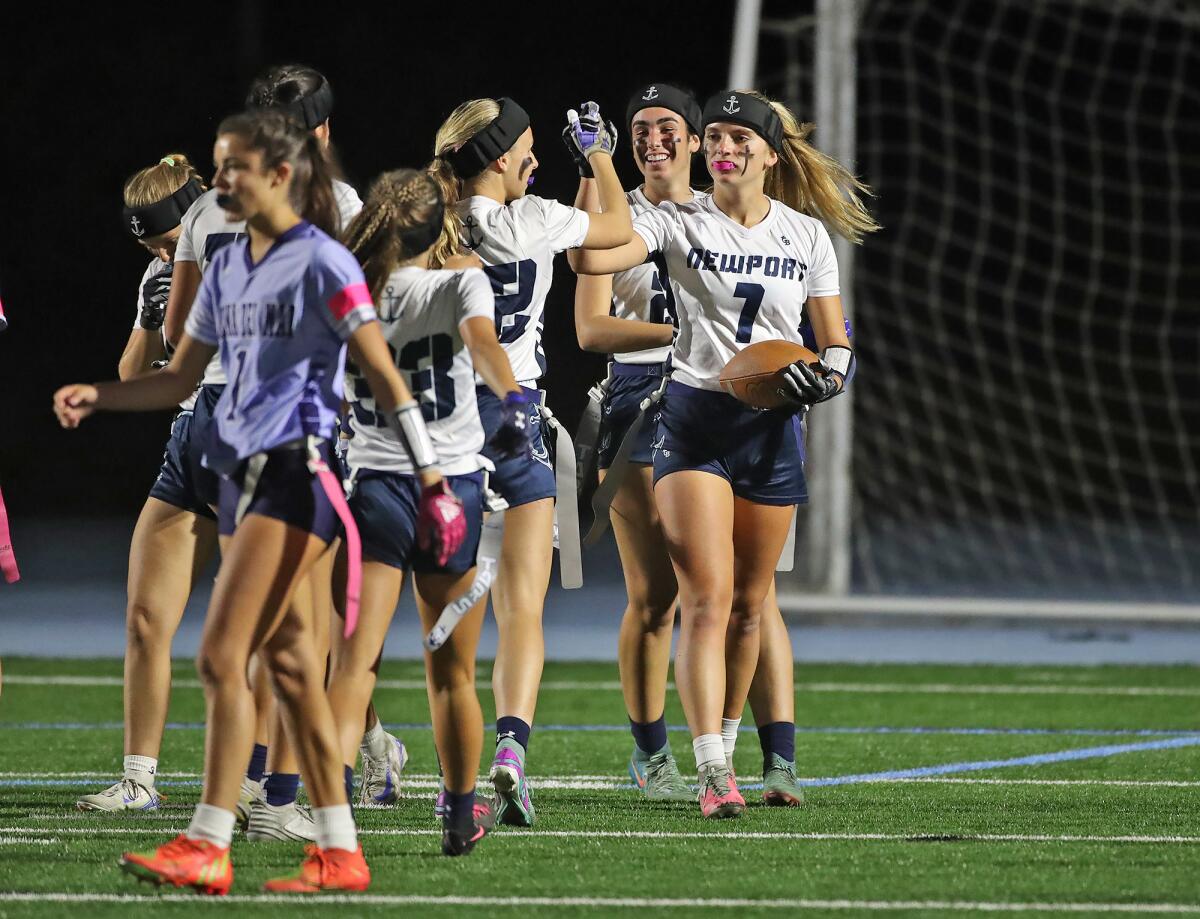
[344, 764, 355, 803]
[758, 722, 796, 764]
[264, 772, 299, 806]
[496, 716, 531, 752]
[629, 716, 669, 755]
[246, 743, 268, 783]
[444, 788, 476, 834]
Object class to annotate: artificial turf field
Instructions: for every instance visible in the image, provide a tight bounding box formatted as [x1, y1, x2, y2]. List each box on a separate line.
[1, 657, 1198, 917]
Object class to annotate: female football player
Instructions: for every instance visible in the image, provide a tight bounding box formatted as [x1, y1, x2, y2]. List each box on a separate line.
[426, 97, 632, 825]
[572, 85, 811, 807]
[330, 168, 528, 854]
[55, 109, 464, 893]
[573, 89, 877, 818]
[77, 155, 211, 814]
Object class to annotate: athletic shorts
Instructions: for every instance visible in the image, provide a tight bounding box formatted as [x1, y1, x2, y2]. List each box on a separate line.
[148, 383, 224, 519]
[217, 438, 343, 542]
[598, 362, 668, 469]
[350, 470, 484, 574]
[652, 381, 807, 506]
[476, 384, 555, 508]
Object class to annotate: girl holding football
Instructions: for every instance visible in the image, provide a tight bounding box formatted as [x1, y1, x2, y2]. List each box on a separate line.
[426, 97, 632, 825]
[55, 109, 463, 892]
[572, 90, 877, 818]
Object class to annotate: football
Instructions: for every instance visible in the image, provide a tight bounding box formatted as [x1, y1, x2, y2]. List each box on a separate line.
[719, 340, 822, 410]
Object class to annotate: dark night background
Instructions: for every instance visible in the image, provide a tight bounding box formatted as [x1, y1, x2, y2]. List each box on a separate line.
[0, 1, 732, 519]
[2, 0, 1198, 600]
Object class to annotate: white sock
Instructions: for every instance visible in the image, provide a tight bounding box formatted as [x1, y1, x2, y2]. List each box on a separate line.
[186, 804, 235, 848]
[721, 718, 742, 760]
[692, 733, 725, 772]
[361, 718, 389, 760]
[123, 755, 158, 787]
[314, 804, 358, 852]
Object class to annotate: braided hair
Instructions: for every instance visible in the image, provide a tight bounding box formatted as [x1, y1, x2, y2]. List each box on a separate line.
[342, 168, 443, 303]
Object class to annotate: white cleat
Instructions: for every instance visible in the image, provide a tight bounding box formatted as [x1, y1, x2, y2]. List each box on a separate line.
[358, 734, 408, 807]
[76, 778, 161, 813]
[245, 799, 316, 842]
[235, 776, 265, 829]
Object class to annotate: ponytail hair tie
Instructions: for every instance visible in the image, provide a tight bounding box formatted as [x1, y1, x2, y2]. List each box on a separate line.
[159, 156, 176, 167]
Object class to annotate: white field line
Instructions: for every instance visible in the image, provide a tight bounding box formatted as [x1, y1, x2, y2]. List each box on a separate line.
[0, 837, 58, 846]
[10, 772, 1200, 790]
[3, 826, 1198, 844]
[8, 674, 1200, 697]
[0, 892, 1198, 913]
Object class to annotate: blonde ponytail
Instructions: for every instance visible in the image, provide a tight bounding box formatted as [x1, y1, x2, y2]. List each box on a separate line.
[748, 91, 880, 244]
[426, 98, 503, 269]
[123, 153, 204, 208]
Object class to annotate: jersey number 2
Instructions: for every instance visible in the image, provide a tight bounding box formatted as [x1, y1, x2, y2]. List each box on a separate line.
[733, 282, 765, 343]
[484, 260, 537, 344]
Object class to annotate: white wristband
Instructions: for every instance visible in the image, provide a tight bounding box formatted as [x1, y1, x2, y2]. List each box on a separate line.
[388, 401, 438, 471]
[820, 346, 853, 378]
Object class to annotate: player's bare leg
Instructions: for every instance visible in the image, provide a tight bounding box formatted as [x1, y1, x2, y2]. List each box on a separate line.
[488, 496, 554, 826]
[79, 498, 216, 813]
[414, 569, 491, 853]
[746, 583, 804, 804]
[609, 466, 690, 800]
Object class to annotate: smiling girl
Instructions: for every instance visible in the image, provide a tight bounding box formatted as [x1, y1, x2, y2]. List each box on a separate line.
[573, 89, 877, 818]
[55, 109, 463, 892]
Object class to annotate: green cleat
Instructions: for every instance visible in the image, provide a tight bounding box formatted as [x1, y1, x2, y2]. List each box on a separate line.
[761, 753, 806, 806]
[490, 738, 536, 827]
[628, 746, 694, 801]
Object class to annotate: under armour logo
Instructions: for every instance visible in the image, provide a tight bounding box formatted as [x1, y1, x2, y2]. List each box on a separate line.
[462, 215, 483, 251]
[498, 730, 516, 740]
[642, 86, 659, 101]
[723, 95, 741, 115]
[130, 216, 145, 237]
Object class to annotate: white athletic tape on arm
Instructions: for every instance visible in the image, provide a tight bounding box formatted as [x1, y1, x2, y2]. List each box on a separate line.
[388, 401, 438, 471]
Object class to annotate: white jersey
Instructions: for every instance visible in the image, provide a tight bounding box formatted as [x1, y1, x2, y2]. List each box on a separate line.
[610, 187, 696, 366]
[346, 266, 495, 476]
[456, 194, 589, 384]
[131, 257, 193, 410]
[632, 195, 840, 391]
[333, 179, 363, 231]
[175, 189, 246, 386]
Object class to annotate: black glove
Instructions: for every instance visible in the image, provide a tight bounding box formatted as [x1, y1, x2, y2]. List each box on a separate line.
[138, 262, 174, 331]
[780, 358, 842, 407]
[562, 123, 594, 178]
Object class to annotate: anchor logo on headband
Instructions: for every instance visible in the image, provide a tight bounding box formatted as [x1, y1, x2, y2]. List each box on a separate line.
[723, 95, 741, 115]
[130, 216, 145, 237]
[642, 86, 659, 101]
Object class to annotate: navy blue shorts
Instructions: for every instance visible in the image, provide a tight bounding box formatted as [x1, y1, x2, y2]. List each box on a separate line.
[652, 381, 807, 505]
[217, 439, 343, 542]
[477, 385, 555, 508]
[350, 470, 484, 574]
[147, 384, 223, 519]
[598, 363, 668, 469]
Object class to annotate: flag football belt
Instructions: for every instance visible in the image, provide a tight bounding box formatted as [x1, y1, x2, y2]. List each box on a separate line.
[123, 178, 204, 240]
[232, 436, 363, 639]
[444, 97, 531, 177]
[535, 392, 582, 589]
[580, 363, 670, 548]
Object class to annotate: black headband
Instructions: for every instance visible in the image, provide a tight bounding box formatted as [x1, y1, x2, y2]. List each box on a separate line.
[702, 91, 784, 152]
[275, 77, 334, 131]
[626, 83, 702, 136]
[443, 97, 531, 178]
[397, 199, 445, 257]
[122, 178, 203, 240]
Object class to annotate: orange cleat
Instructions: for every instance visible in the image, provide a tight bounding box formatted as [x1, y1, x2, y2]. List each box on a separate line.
[263, 844, 371, 893]
[119, 834, 232, 896]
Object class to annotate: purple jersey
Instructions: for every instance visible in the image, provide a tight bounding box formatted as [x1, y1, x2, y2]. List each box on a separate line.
[184, 221, 376, 473]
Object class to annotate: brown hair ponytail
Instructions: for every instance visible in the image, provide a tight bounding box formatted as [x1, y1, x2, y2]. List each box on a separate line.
[746, 91, 880, 244]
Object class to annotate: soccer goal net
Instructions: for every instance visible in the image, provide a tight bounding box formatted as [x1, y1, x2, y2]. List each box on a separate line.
[755, 0, 1200, 608]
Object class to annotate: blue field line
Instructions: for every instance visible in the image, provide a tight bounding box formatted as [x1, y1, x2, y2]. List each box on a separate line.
[3, 738, 1200, 791]
[801, 735, 1200, 787]
[3, 721, 1198, 739]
